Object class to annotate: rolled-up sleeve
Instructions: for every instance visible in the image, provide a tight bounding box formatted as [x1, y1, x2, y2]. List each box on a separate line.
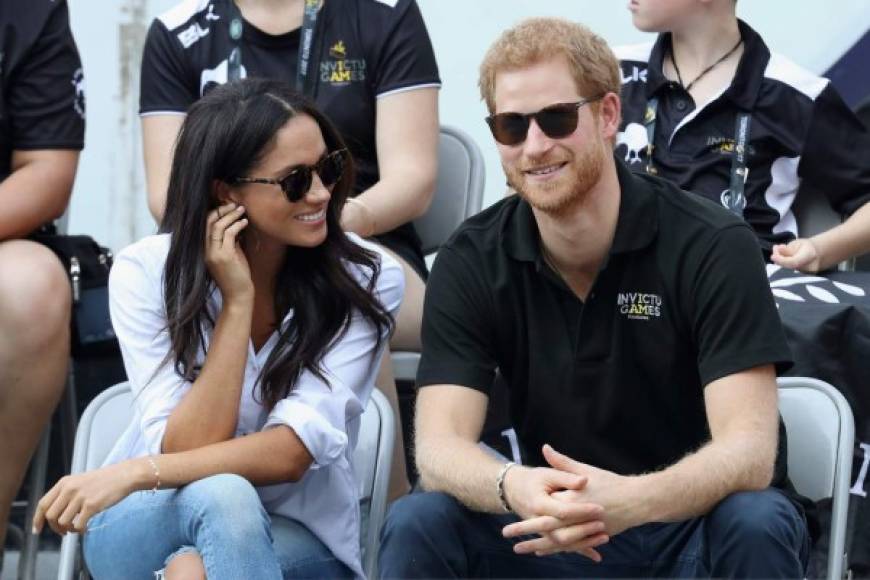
[263, 243, 404, 468]
[108, 239, 193, 455]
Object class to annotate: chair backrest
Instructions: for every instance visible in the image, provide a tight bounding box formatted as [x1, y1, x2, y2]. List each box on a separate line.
[414, 125, 486, 255]
[58, 383, 395, 580]
[777, 376, 855, 580]
[792, 185, 843, 241]
[350, 388, 394, 578]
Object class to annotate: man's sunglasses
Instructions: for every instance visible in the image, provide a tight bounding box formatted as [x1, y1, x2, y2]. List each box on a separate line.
[485, 96, 604, 146]
[231, 148, 348, 203]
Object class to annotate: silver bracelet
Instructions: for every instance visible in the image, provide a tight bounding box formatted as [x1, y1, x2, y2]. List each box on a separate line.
[496, 461, 517, 513]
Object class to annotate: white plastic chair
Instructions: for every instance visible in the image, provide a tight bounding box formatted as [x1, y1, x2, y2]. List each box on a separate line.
[391, 125, 486, 382]
[778, 376, 855, 580]
[57, 382, 394, 579]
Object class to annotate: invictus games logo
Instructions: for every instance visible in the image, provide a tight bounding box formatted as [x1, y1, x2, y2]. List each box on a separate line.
[617, 292, 662, 320]
[329, 40, 347, 59]
[321, 39, 365, 86]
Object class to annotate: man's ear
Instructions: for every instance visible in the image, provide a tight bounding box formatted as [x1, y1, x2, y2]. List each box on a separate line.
[212, 179, 239, 205]
[598, 92, 622, 142]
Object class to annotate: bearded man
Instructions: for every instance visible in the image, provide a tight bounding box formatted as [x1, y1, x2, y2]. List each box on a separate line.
[377, 17, 810, 579]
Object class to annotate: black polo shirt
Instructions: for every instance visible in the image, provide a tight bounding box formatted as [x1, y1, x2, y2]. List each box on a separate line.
[615, 20, 870, 254]
[140, 0, 440, 274]
[0, 0, 85, 182]
[418, 158, 793, 479]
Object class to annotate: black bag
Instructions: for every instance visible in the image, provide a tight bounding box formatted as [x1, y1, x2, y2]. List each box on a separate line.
[32, 233, 118, 357]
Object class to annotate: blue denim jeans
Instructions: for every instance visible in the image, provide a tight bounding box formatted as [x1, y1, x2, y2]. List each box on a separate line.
[379, 488, 809, 578]
[83, 473, 353, 580]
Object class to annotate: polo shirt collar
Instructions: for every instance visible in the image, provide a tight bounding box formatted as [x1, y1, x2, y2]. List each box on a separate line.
[502, 156, 659, 264]
[646, 19, 770, 111]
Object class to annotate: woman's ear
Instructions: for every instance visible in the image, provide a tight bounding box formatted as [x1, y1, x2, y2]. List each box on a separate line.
[212, 180, 239, 205]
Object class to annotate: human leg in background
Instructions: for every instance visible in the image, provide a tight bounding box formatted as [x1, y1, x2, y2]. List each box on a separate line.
[0, 240, 70, 553]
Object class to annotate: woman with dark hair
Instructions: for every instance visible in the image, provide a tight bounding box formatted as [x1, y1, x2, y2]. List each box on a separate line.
[32, 78, 401, 579]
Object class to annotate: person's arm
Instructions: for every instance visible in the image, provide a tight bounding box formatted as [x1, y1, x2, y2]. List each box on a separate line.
[0, 0, 83, 238]
[142, 114, 185, 224]
[416, 384, 608, 558]
[772, 201, 870, 272]
[0, 149, 78, 239]
[341, 87, 438, 236]
[771, 84, 870, 272]
[32, 422, 313, 535]
[503, 363, 779, 555]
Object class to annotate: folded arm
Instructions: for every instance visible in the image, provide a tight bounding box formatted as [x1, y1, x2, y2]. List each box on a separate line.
[0, 149, 78, 239]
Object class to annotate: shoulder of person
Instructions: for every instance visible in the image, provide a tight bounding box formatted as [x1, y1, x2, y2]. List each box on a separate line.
[637, 172, 749, 242]
[439, 196, 521, 260]
[762, 51, 829, 103]
[613, 41, 655, 66]
[154, 0, 226, 33]
[114, 233, 172, 275]
[343, 0, 420, 30]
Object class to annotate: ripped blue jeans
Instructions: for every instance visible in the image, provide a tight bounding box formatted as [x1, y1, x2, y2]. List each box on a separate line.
[83, 473, 353, 580]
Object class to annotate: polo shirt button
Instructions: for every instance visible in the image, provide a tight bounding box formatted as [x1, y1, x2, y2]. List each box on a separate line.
[675, 99, 688, 112]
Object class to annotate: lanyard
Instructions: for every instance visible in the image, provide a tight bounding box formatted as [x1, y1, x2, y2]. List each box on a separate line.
[644, 99, 751, 217]
[296, 0, 324, 95]
[226, 1, 324, 94]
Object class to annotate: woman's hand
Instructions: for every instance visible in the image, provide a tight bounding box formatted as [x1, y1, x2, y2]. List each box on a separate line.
[32, 459, 149, 535]
[206, 203, 253, 302]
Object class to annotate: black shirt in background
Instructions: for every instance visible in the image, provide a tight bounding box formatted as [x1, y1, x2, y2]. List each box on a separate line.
[616, 20, 870, 253]
[0, 0, 85, 181]
[140, 0, 441, 274]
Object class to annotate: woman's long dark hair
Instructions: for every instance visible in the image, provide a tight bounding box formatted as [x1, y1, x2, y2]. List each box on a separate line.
[160, 78, 394, 411]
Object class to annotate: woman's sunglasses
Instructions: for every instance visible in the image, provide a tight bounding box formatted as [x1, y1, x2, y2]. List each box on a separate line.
[485, 96, 604, 146]
[231, 148, 348, 203]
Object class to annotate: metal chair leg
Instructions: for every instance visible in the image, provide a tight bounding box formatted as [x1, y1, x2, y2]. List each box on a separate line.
[18, 426, 50, 580]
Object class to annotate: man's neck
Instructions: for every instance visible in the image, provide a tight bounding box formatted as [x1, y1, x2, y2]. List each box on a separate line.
[534, 163, 620, 297]
[234, 0, 304, 35]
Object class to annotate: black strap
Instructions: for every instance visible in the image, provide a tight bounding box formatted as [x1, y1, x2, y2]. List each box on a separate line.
[226, 1, 325, 93]
[643, 98, 752, 217]
[228, 2, 244, 81]
[723, 112, 751, 216]
[296, 0, 324, 95]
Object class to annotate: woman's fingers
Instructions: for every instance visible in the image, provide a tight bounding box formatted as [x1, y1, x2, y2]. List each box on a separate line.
[206, 203, 245, 248]
[56, 495, 84, 535]
[32, 481, 64, 534]
[223, 216, 249, 247]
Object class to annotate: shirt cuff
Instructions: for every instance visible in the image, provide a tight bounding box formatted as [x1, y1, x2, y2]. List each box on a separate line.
[264, 399, 348, 468]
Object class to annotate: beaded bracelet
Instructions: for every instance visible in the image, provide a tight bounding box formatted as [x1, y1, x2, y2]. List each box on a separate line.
[146, 456, 161, 494]
[496, 461, 516, 513]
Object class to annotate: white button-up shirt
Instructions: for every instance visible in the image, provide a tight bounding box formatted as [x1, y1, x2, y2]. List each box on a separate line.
[102, 233, 404, 578]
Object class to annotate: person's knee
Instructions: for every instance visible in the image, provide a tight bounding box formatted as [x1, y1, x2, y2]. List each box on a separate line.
[163, 551, 206, 580]
[185, 474, 269, 536]
[382, 492, 463, 542]
[0, 240, 71, 348]
[708, 490, 804, 546]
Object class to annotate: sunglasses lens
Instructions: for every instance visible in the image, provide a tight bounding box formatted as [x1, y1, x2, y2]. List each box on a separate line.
[319, 151, 345, 187]
[488, 114, 528, 146]
[536, 105, 580, 139]
[280, 169, 312, 203]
